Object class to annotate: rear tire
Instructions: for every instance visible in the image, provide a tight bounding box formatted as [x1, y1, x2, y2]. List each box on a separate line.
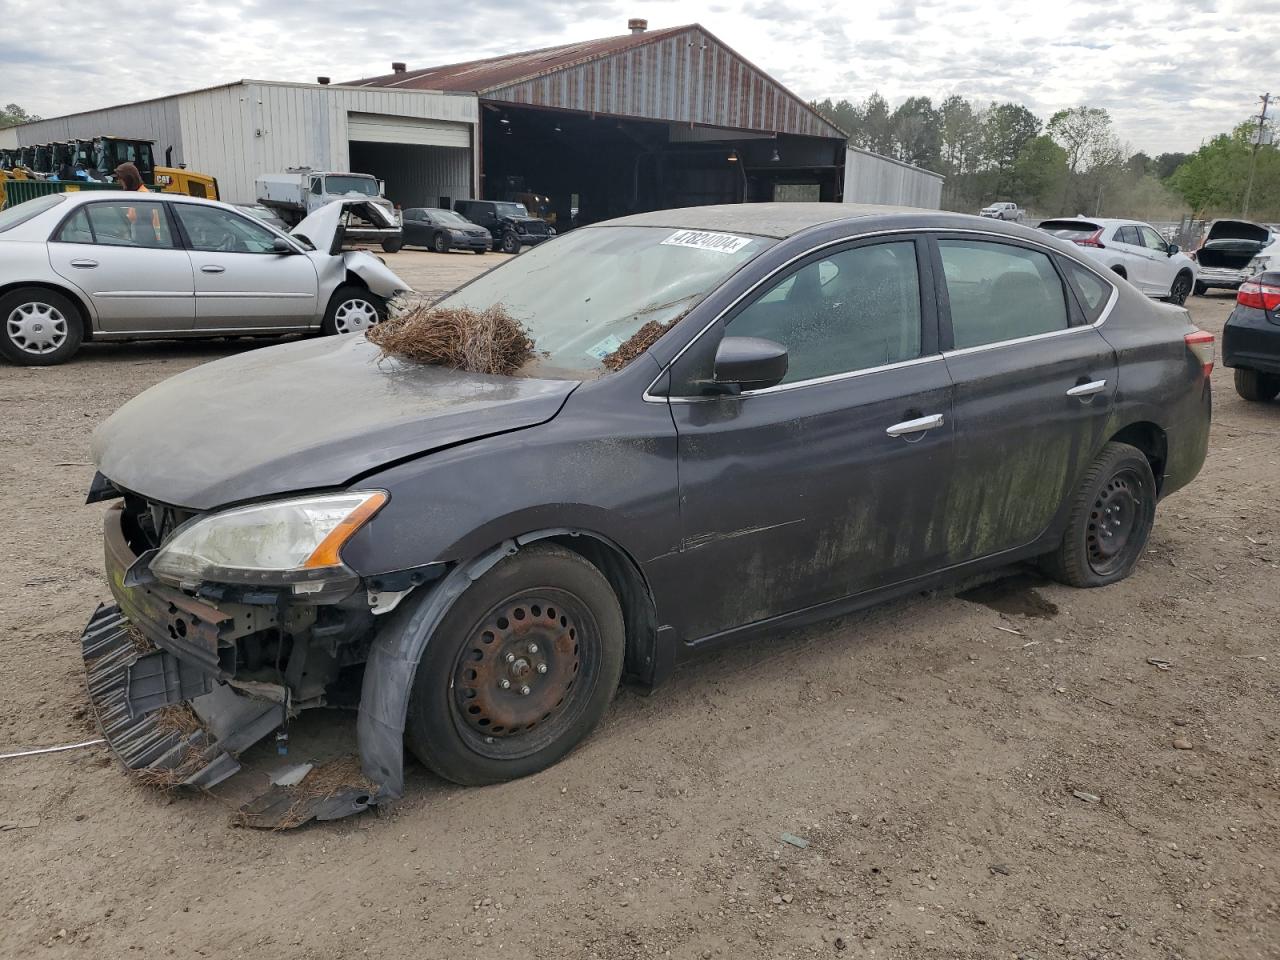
[1042, 442, 1157, 588]
[321, 284, 385, 336]
[1110, 265, 1127, 280]
[0, 287, 84, 366]
[405, 544, 625, 786]
[1234, 368, 1280, 402]
[1194, 280, 1207, 296]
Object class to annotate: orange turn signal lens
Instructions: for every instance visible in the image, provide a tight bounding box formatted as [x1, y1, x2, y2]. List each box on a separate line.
[302, 491, 388, 569]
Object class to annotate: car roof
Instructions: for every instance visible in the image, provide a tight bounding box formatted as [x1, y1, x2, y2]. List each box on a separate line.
[604, 202, 959, 239]
[1040, 216, 1144, 228]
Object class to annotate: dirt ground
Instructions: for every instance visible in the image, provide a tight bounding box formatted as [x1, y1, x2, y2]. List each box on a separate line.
[0, 260, 1276, 960]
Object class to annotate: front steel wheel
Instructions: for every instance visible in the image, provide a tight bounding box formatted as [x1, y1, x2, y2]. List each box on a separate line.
[406, 544, 624, 785]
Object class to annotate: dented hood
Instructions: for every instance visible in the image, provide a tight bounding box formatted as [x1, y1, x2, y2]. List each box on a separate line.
[92, 336, 577, 510]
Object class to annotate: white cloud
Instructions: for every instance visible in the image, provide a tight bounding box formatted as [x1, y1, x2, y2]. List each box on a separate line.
[0, 0, 1267, 154]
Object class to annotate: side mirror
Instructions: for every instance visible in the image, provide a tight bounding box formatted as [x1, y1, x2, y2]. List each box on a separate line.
[712, 336, 789, 391]
[271, 237, 294, 254]
[1167, 243, 1179, 256]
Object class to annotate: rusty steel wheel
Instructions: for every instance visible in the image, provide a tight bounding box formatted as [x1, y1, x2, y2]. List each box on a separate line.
[405, 544, 625, 785]
[451, 590, 595, 759]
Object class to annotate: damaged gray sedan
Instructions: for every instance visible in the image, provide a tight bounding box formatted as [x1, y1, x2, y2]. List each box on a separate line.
[81, 203, 1213, 826]
[0, 192, 409, 365]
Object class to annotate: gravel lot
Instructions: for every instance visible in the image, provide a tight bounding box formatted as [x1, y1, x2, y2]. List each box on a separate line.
[0, 262, 1276, 960]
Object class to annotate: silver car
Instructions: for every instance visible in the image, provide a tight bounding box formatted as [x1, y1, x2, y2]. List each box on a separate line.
[0, 191, 410, 366]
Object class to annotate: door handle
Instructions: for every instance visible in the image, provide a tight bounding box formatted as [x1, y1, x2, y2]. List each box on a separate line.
[1066, 379, 1107, 398]
[69, 258, 98, 268]
[886, 413, 944, 438]
[200, 265, 226, 274]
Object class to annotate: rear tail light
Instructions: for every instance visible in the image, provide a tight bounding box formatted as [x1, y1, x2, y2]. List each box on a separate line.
[1237, 278, 1280, 311]
[1072, 229, 1105, 248]
[1184, 329, 1215, 376]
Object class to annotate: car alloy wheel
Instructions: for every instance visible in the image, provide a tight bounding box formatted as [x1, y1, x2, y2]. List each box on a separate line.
[332, 297, 380, 334]
[6, 300, 69, 356]
[1168, 274, 1192, 306]
[450, 589, 599, 761]
[1085, 467, 1145, 577]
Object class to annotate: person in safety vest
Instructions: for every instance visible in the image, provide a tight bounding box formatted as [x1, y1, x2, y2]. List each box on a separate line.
[114, 162, 162, 242]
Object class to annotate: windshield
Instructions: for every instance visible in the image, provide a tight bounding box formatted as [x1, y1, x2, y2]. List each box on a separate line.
[435, 225, 774, 379]
[494, 202, 529, 218]
[324, 176, 379, 197]
[434, 210, 471, 226]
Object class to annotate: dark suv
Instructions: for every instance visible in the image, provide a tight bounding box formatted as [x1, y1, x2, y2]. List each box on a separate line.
[454, 199, 554, 253]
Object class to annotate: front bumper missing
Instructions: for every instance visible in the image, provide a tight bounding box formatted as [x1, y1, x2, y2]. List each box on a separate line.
[81, 505, 381, 828]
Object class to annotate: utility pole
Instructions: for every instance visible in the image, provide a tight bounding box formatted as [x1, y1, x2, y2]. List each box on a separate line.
[1242, 92, 1272, 218]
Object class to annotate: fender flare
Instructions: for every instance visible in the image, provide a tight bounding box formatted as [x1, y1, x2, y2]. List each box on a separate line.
[356, 528, 651, 800]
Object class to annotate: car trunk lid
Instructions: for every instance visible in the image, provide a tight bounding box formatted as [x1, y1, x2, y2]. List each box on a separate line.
[92, 335, 577, 511]
[1197, 220, 1271, 269]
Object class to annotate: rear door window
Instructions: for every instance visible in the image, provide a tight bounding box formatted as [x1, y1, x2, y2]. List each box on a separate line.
[729, 240, 923, 383]
[938, 239, 1069, 349]
[1061, 259, 1113, 322]
[54, 208, 95, 244]
[1116, 225, 1141, 246]
[85, 201, 175, 249]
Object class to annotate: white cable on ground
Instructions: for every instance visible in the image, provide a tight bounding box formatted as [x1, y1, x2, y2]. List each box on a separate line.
[0, 738, 106, 760]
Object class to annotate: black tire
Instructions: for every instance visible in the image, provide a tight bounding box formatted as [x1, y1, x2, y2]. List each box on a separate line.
[1193, 280, 1207, 296]
[381, 236, 403, 254]
[0, 286, 84, 366]
[474, 247, 486, 255]
[1166, 271, 1193, 306]
[500, 232, 521, 255]
[1110, 265, 1127, 280]
[405, 544, 625, 786]
[1042, 442, 1157, 589]
[320, 284, 385, 336]
[432, 232, 450, 254]
[1234, 368, 1280, 402]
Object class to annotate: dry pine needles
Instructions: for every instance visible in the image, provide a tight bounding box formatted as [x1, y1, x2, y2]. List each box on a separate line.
[368, 302, 535, 376]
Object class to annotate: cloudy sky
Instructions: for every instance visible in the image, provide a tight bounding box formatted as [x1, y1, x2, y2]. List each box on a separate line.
[1, 0, 1271, 154]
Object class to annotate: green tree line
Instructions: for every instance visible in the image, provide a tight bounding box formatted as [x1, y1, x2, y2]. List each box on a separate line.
[813, 93, 1280, 221]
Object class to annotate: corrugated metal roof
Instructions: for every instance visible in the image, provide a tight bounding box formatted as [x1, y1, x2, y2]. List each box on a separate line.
[347, 26, 692, 93]
[348, 25, 844, 140]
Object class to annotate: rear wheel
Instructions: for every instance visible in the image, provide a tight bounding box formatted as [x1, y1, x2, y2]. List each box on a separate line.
[405, 544, 625, 786]
[1042, 442, 1157, 588]
[1194, 280, 1207, 296]
[321, 285, 385, 335]
[433, 233, 450, 254]
[1234, 368, 1280, 402]
[0, 287, 84, 366]
[1167, 272, 1193, 306]
[1110, 265, 1127, 280]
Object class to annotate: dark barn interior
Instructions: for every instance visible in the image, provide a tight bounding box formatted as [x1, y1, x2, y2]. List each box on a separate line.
[479, 105, 842, 226]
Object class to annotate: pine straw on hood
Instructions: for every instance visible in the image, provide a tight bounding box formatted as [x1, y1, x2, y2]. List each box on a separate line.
[367, 301, 535, 376]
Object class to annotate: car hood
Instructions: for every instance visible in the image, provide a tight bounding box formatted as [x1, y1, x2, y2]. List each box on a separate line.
[293, 199, 399, 252]
[92, 335, 578, 511]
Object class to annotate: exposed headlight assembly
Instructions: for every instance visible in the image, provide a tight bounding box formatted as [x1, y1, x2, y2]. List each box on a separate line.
[149, 491, 387, 589]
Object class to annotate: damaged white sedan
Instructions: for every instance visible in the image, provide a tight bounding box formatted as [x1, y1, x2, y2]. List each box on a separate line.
[0, 191, 410, 365]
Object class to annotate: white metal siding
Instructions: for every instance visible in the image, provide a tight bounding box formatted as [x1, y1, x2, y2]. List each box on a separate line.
[347, 113, 470, 148]
[7, 98, 185, 162]
[842, 147, 943, 209]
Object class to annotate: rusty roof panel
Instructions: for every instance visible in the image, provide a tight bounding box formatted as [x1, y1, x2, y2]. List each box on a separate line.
[349, 25, 843, 140]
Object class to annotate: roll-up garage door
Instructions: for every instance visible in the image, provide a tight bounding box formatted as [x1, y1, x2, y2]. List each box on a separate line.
[347, 113, 470, 148]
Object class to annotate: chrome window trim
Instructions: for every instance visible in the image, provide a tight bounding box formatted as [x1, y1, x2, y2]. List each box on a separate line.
[643, 226, 1120, 404]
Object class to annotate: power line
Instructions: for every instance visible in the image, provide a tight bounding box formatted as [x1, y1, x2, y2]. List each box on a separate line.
[1242, 92, 1271, 219]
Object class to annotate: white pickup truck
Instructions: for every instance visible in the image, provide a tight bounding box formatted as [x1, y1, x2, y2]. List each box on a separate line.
[256, 169, 403, 252]
[979, 201, 1024, 222]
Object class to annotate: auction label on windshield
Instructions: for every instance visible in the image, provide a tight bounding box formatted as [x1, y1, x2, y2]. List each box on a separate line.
[661, 230, 752, 254]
